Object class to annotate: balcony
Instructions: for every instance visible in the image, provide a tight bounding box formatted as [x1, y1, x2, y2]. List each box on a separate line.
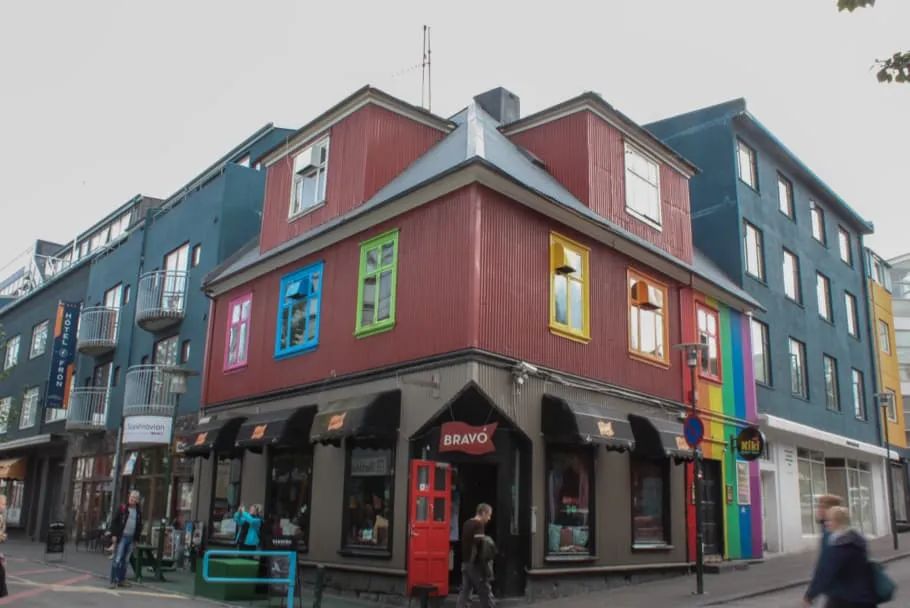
[76, 306, 120, 356]
[65, 387, 109, 432]
[136, 270, 188, 332]
[123, 364, 180, 418]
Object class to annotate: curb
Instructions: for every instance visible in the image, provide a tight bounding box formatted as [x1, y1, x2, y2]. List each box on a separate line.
[698, 551, 910, 606]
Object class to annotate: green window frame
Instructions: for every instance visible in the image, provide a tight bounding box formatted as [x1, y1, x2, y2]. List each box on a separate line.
[355, 229, 400, 338]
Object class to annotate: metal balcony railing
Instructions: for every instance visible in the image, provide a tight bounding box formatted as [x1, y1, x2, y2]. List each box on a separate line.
[135, 269, 188, 332]
[892, 281, 910, 300]
[65, 387, 109, 432]
[76, 306, 120, 356]
[123, 364, 180, 418]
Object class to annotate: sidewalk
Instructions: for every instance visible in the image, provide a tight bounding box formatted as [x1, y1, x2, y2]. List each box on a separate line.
[532, 533, 910, 608]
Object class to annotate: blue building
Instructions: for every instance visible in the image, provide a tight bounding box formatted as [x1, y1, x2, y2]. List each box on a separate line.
[646, 99, 888, 555]
[64, 123, 294, 545]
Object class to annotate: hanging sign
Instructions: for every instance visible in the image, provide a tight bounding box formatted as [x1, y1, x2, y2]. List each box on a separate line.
[439, 422, 498, 456]
[46, 301, 81, 408]
[734, 426, 765, 461]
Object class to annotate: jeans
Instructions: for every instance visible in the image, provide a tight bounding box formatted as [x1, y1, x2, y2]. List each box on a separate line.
[110, 535, 134, 583]
[455, 563, 494, 608]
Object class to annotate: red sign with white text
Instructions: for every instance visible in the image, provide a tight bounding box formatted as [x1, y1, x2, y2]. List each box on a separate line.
[438, 422, 498, 455]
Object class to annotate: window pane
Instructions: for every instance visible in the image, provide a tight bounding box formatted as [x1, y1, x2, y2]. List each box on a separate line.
[365, 248, 379, 273]
[778, 177, 793, 217]
[361, 277, 376, 324]
[631, 457, 668, 545]
[569, 279, 583, 331]
[211, 457, 243, 541]
[816, 275, 831, 320]
[783, 251, 800, 301]
[546, 450, 592, 555]
[553, 274, 568, 325]
[268, 451, 312, 550]
[345, 448, 393, 550]
[377, 270, 393, 321]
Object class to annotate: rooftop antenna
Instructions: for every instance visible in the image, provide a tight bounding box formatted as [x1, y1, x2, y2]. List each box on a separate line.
[421, 25, 432, 111]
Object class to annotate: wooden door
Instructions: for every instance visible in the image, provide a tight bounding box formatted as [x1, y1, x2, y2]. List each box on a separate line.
[407, 460, 451, 597]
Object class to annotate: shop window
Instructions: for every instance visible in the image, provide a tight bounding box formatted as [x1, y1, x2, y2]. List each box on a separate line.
[549, 232, 590, 342]
[0, 480, 25, 527]
[275, 263, 322, 358]
[268, 450, 313, 551]
[798, 448, 827, 535]
[628, 270, 669, 364]
[70, 454, 114, 542]
[341, 446, 394, 553]
[630, 455, 670, 546]
[210, 456, 243, 543]
[355, 230, 399, 338]
[545, 448, 594, 556]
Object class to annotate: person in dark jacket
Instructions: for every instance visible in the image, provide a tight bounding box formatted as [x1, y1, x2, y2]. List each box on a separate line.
[804, 506, 878, 608]
[805, 494, 844, 603]
[109, 490, 143, 589]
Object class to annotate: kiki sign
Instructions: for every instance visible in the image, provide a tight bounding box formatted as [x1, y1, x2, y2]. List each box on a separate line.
[734, 426, 766, 462]
[439, 421, 498, 456]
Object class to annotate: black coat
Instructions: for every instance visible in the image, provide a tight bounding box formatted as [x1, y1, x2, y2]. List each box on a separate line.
[110, 503, 143, 540]
[806, 529, 878, 606]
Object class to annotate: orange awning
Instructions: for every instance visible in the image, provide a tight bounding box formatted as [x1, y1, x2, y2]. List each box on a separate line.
[0, 458, 27, 480]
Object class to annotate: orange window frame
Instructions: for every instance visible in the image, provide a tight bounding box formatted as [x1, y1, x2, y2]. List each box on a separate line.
[695, 302, 722, 382]
[628, 268, 670, 366]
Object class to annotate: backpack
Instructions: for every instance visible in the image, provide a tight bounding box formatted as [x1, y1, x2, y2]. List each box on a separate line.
[871, 560, 896, 603]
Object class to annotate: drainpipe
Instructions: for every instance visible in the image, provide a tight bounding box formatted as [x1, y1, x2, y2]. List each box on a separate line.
[107, 208, 155, 525]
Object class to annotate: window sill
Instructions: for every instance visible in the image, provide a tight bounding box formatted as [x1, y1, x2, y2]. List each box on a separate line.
[354, 322, 395, 339]
[288, 201, 326, 222]
[819, 316, 834, 326]
[625, 208, 663, 232]
[337, 548, 393, 560]
[629, 351, 670, 369]
[274, 344, 318, 361]
[737, 178, 759, 193]
[698, 373, 723, 386]
[549, 325, 590, 344]
[544, 554, 597, 564]
[632, 543, 674, 552]
[223, 364, 248, 374]
[744, 273, 766, 286]
[755, 380, 773, 389]
[790, 394, 810, 403]
[785, 297, 804, 308]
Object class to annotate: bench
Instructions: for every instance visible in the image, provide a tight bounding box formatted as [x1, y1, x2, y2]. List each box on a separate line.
[194, 557, 259, 601]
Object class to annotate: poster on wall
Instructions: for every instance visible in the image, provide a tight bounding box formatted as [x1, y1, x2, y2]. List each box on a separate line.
[736, 461, 751, 505]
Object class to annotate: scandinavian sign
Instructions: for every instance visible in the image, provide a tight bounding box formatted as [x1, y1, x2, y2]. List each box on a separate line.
[123, 415, 173, 445]
[45, 301, 81, 409]
[439, 422, 498, 456]
[735, 426, 765, 461]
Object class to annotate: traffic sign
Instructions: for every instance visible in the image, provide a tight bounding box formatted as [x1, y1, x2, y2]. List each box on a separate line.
[683, 414, 705, 448]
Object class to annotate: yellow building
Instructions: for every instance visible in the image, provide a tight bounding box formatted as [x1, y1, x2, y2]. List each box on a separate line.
[867, 249, 906, 448]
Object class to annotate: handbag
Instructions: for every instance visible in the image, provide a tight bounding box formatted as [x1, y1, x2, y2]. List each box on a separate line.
[870, 560, 896, 603]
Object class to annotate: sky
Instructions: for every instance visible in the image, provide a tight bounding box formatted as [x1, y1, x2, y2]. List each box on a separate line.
[0, 0, 907, 273]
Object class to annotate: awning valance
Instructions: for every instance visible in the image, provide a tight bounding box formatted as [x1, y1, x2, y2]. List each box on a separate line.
[628, 413, 694, 462]
[541, 395, 635, 452]
[235, 405, 318, 450]
[177, 416, 247, 457]
[310, 390, 401, 447]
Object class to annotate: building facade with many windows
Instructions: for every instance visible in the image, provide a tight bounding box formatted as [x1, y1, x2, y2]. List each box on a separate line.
[647, 99, 889, 554]
[188, 86, 761, 602]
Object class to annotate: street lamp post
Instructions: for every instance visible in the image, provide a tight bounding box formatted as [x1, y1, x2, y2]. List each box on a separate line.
[154, 366, 199, 581]
[675, 342, 709, 596]
[876, 392, 899, 551]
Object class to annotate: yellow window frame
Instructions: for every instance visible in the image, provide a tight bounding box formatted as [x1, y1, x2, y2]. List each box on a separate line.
[549, 232, 590, 343]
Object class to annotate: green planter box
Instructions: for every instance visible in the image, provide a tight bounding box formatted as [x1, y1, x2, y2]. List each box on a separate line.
[194, 557, 259, 601]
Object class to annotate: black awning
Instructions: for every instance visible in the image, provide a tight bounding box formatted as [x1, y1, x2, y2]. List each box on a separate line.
[177, 416, 247, 458]
[235, 405, 318, 450]
[628, 413, 694, 462]
[541, 395, 635, 452]
[309, 390, 401, 447]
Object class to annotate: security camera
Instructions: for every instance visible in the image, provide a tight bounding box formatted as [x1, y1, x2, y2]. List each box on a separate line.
[515, 375, 525, 386]
[516, 361, 538, 375]
[677, 411, 688, 421]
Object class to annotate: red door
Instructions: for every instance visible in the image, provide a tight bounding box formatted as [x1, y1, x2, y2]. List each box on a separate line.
[407, 460, 451, 597]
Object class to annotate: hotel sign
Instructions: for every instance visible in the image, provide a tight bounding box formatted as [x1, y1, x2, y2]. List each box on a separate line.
[46, 301, 81, 409]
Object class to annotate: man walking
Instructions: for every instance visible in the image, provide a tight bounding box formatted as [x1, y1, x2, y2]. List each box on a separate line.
[456, 503, 494, 608]
[804, 494, 843, 606]
[109, 490, 143, 589]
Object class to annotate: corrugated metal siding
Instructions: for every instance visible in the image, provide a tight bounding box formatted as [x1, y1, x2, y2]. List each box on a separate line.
[260, 105, 444, 254]
[507, 112, 693, 264]
[477, 189, 685, 402]
[204, 188, 480, 406]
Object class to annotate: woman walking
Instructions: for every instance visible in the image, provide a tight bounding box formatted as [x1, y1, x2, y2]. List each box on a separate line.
[804, 506, 879, 607]
[0, 495, 9, 597]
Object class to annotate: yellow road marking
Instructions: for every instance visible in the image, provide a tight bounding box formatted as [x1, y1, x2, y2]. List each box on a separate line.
[8, 575, 187, 599]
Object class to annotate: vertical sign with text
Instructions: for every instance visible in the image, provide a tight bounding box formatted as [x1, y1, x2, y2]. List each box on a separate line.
[46, 301, 80, 409]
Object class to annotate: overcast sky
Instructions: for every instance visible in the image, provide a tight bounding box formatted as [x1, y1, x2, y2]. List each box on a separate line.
[1, 0, 907, 274]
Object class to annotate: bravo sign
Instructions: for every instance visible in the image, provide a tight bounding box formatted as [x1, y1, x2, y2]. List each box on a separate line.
[439, 421, 498, 456]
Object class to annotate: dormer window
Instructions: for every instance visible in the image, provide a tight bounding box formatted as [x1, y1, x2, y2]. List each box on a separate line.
[289, 138, 330, 218]
[624, 143, 662, 228]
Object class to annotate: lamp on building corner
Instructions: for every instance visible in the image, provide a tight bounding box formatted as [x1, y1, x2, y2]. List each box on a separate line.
[154, 365, 199, 581]
[875, 391, 899, 551]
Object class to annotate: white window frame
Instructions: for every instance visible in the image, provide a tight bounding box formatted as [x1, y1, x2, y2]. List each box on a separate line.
[19, 387, 39, 429]
[879, 320, 891, 355]
[0, 397, 10, 434]
[744, 222, 765, 280]
[289, 138, 330, 218]
[823, 355, 839, 412]
[810, 202, 826, 244]
[782, 249, 801, 302]
[845, 292, 859, 338]
[737, 139, 758, 190]
[816, 273, 831, 321]
[789, 337, 807, 398]
[838, 227, 852, 266]
[777, 174, 793, 218]
[851, 368, 866, 420]
[623, 143, 662, 228]
[3, 335, 20, 370]
[29, 321, 49, 359]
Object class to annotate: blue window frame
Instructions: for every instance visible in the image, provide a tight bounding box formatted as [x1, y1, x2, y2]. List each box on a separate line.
[275, 262, 323, 358]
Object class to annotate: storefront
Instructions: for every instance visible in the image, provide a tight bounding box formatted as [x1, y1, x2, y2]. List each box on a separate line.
[70, 454, 114, 544]
[192, 363, 693, 602]
[120, 447, 194, 538]
[759, 414, 890, 555]
[0, 458, 28, 528]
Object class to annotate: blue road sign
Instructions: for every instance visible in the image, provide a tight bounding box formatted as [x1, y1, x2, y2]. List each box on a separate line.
[683, 414, 705, 448]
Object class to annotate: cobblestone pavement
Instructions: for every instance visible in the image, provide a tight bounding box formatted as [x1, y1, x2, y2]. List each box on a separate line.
[1, 555, 211, 606]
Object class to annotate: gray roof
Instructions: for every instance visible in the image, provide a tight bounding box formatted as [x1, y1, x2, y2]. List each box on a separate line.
[206, 102, 759, 311]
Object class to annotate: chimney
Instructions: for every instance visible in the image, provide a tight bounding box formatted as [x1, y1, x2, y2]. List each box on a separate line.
[473, 87, 520, 124]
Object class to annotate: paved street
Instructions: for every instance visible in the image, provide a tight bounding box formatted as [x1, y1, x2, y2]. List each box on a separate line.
[1, 556, 212, 607]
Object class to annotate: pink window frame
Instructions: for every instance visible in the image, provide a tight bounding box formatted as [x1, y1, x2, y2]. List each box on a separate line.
[223, 293, 252, 371]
